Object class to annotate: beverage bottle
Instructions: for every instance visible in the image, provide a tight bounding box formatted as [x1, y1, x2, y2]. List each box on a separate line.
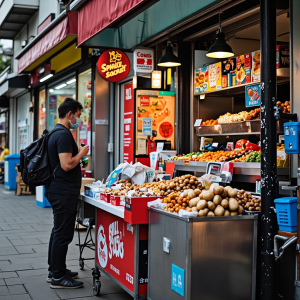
[81, 143, 89, 167]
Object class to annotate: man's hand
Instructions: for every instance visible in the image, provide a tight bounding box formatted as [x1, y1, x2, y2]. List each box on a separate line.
[80, 145, 89, 157]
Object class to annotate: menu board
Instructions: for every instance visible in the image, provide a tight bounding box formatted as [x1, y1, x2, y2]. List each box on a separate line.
[135, 90, 175, 155]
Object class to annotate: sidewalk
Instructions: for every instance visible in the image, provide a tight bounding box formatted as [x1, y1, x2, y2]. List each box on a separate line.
[0, 184, 132, 300]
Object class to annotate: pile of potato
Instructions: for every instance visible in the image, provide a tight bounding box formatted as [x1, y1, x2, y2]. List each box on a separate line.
[186, 185, 245, 217]
[236, 190, 261, 211]
[103, 175, 204, 198]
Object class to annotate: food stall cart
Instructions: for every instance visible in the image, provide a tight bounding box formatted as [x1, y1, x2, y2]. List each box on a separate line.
[78, 194, 157, 299]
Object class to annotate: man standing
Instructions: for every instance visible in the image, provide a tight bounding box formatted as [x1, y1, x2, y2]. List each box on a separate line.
[46, 98, 89, 289]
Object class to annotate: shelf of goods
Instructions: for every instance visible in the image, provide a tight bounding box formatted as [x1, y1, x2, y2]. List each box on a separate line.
[169, 161, 289, 183]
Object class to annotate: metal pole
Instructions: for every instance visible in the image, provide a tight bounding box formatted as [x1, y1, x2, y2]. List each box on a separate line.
[259, 0, 277, 299]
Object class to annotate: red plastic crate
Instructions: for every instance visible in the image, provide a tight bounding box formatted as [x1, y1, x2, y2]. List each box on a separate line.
[124, 196, 163, 224]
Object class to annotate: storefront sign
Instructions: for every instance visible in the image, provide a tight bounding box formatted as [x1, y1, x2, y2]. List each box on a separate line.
[245, 84, 261, 107]
[159, 122, 173, 138]
[133, 49, 154, 74]
[123, 83, 134, 163]
[97, 49, 130, 82]
[96, 210, 135, 293]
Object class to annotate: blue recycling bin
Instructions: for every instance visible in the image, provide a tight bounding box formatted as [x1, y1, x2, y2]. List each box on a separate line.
[4, 154, 20, 190]
[36, 186, 51, 208]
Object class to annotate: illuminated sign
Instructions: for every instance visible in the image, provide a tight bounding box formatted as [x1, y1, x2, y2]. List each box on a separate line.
[97, 49, 130, 82]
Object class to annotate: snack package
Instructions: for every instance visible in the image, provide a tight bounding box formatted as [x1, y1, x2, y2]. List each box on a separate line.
[236, 53, 252, 85]
[276, 46, 290, 69]
[222, 58, 236, 88]
[195, 66, 209, 94]
[208, 62, 222, 91]
[252, 50, 260, 82]
[200, 174, 222, 190]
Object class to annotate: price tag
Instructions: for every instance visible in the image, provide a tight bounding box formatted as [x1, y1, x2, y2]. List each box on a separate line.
[194, 119, 202, 127]
[184, 161, 190, 165]
[212, 143, 219, 147]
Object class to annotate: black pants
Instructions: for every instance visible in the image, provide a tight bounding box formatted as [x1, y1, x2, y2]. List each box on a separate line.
[46, 193, 78, 279]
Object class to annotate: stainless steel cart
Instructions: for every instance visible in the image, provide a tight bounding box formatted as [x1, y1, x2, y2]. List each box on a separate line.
[148, 208, 258, 300]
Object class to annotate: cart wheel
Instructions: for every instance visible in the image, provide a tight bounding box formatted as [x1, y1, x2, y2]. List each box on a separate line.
[93, 280, 101, 296]
[79, 260, 84, 270]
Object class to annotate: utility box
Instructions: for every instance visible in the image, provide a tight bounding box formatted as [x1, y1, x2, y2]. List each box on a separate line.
[283, 122, 300, 154]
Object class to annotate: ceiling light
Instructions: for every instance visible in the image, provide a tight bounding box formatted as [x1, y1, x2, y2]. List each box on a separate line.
[158, 40, 181, 67]
[67, 78, 76, 84]
[49, 89, 54, 92]
[206, 13, 234, 59]
[55, 83, 67, 89]
[39, 71, 54, 82]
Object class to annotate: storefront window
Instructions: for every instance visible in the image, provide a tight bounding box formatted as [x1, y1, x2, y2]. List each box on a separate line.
[0, 110, 8, 149]
[39, 89, 46, 137]
[48, 75, 77, 138]
[78, 69, 92, 169]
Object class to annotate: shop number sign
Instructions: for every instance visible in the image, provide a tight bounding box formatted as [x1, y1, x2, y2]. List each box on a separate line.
[97, 49, 130, 82]
[96, 209, 135, 293]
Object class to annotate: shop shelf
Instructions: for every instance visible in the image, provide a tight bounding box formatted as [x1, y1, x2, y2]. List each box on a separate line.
[247, 119, 260, 132]
[219, 121, 249, 134]
[196, 125, 221, 135]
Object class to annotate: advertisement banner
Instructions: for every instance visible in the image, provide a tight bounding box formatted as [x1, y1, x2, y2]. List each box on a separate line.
[136, 90, 175, 154]
[123, 82, 134, 163]
[245, 84, 261, 107]
[96, 210, 135, 293]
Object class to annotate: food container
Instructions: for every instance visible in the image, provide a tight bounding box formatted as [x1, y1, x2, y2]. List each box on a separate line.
[196, 125, 222, 135]
[274, 197, 297, 232]
[247, 119, 260, 133]
[208, 62, 222, 91]
[110, 195, 125, 206]
[252, 50, 260, 82]
[100, 192, 111, 203]
[219, 121, 249, 134]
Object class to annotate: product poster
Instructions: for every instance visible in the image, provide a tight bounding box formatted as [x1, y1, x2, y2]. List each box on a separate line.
[245, 84, 261, 107]
[135, 90, 175, 155]
[123, 83, 134, 163]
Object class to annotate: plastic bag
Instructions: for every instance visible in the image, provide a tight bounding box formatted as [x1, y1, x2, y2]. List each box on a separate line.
[179, 210, 198, 218]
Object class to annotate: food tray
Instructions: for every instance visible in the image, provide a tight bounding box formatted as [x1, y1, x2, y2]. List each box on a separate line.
[196, 125, 222, 135]
[244, 210, 261, 215]
[219, 121, 249, 134]
[247, 119, 260, 133]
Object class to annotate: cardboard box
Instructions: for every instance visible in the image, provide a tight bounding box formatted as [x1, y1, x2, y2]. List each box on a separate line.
[236, 53, 252, 85]
[80, 178, 95, 193]
[110, 195, 125, 206]
[124, 196, 163, 224]
[100, 193, 111, 203]
[84, 185, 100, 200]
[194, 66, 209, 94]
[276, 46, 289, 69]
[252, 50, 260, 82]
[221, 58, 236, 88]
[208, 62, 222, 91]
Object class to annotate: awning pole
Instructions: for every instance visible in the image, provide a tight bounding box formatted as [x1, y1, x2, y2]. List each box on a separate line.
[259, 0, 278, 299]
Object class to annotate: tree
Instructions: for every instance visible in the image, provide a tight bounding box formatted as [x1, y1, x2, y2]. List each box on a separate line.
[0, 44, 11, 73]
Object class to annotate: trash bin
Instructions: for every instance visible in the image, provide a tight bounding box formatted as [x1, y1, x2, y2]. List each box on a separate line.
[36, 186, 51, 208]
[4, 154, 20, 190]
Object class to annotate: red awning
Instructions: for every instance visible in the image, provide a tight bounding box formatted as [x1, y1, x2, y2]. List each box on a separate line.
[18, 12, 78, 74]
[78, 0, 149, 46]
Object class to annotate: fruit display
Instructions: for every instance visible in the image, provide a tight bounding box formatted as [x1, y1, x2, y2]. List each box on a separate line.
[196, 149, 247, 162]
[202, 119, 218, 126]
[246, 151, 261, 162]
[171, 152, 203, 161]
[276, 101, 290, 113]
[162, 185, 247, 217]
[103, 175, 204, 198]
[236, 190, 261, 211]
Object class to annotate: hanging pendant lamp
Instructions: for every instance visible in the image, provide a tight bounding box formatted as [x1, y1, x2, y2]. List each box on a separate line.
[206, 13, 234, 59]
[158, 40, 181, 67]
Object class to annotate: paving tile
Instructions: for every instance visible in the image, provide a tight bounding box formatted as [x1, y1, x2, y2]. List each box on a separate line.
[8, 240, 26, 247]
[4, 278, 23, 286]
[17, 268, 48, 277]
[11, 294, 32, 300]
[14, 246, 35, 254]
[7, 285, 27, 295]
[1, 263, 33, 272]
[0, 272, 18, 279]
[0, 279, 5, 286]
[0, 286, 10, 296]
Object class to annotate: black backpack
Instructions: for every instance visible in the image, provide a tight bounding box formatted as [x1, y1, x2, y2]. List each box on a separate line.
[19, 128, 63, 186]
